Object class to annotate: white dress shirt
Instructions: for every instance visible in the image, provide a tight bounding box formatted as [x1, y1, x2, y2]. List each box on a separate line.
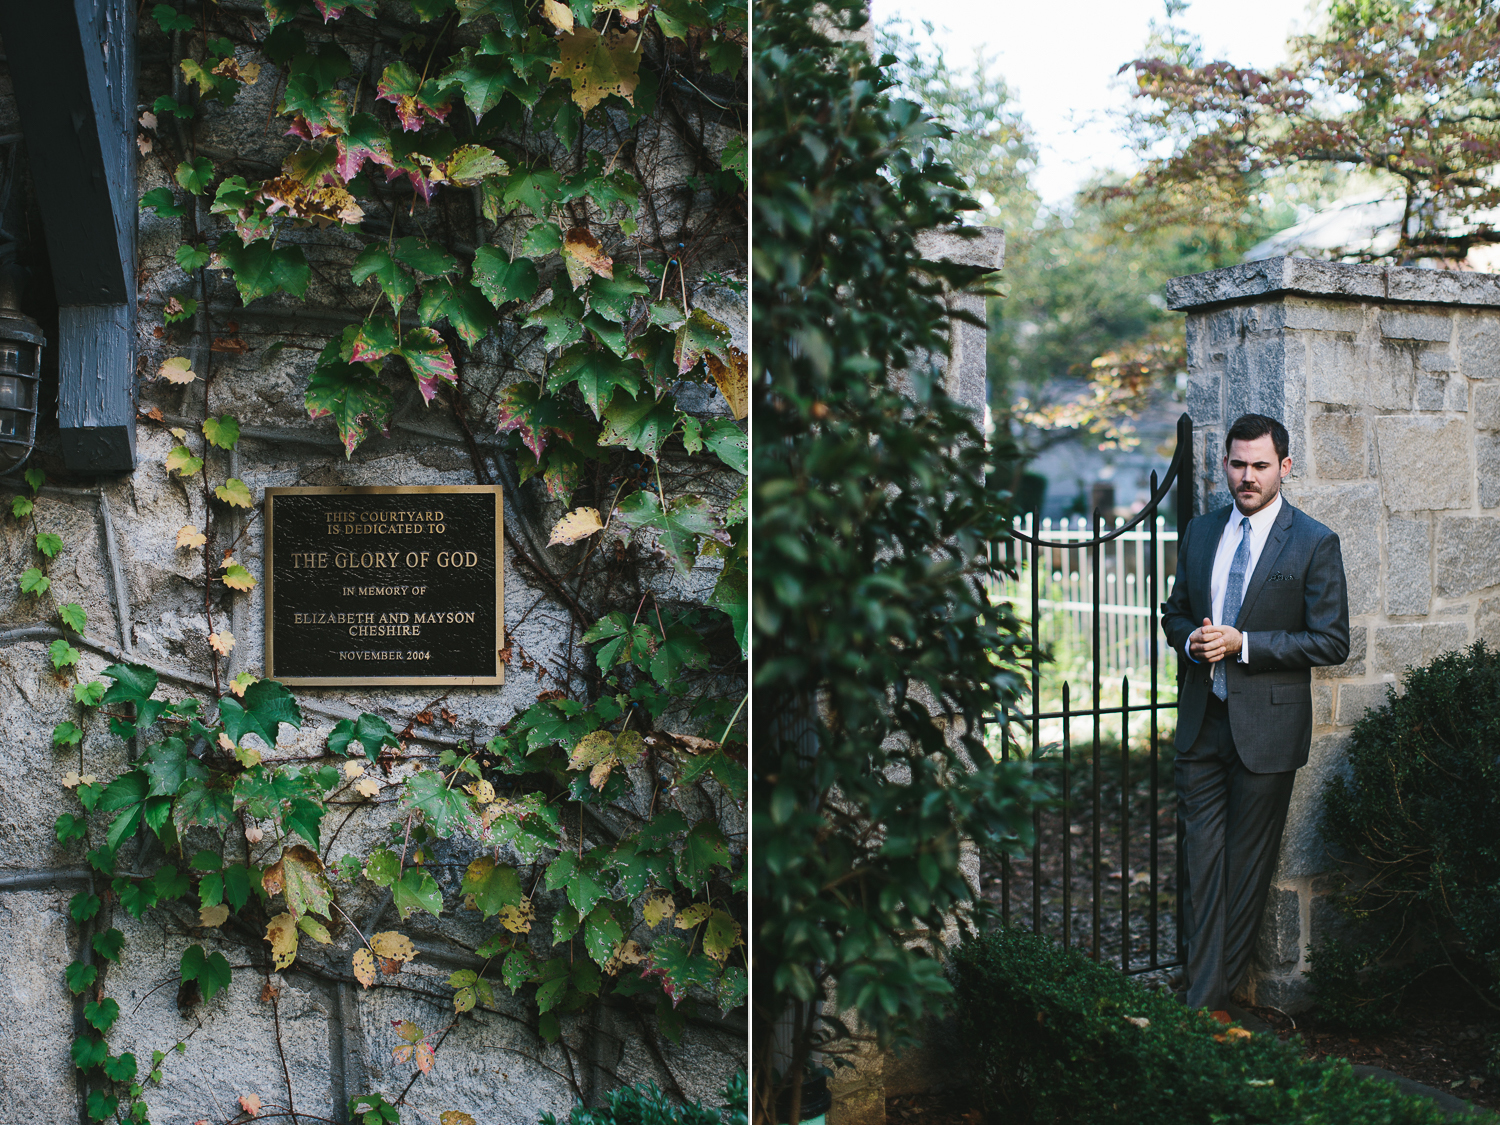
[1186, 491, 1284, 666]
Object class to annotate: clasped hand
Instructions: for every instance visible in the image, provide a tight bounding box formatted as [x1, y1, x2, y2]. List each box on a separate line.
[1189, 617, 1242, 663]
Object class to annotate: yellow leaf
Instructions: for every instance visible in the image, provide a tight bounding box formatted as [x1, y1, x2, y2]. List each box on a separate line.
[235, 745, 262, 768]
[244, 824, 264, 844]
[217, 732, 236, 752]
[442, 1113, 478, 1125]
[643, 893, 675, 928]
[675, 902, 713, 929]
[548, 506, 605, 546]
[166, 446, 203, 477]
[464, 778, 496, 803]
[199, 903, 230, 928]
[498, 900, 535, 934]
[1226, 1027, 1253, 1040]
[259, 174, 364, 228]
[541, 0, 573, 29]
[354, 777, 381, 799]
[231, 672, 258, 697]
[616, 730, 645, 764]
[216, 478, 254, 508]
[159, 356, 196, 384]
[169, 427, 188, 440]
[176, 524, 207, 549]
[551, 29, 641, 114]
[589, 757, 617, 789]
[568, 730, 617, 772]
[370, 931, 417, 964]
[265, 912, 298, 971]
[342, 759, 366, 780]
[701, 908, 742, 961]
[223, 562, 257, 591]
[209, 630, 234, 656]
[239, 1093, 262, 1118]
[563, 227, 613, 288]
[352, 948, 376, 988]
[415, 1042, 435, 1073]
[707, 347, 748, 420]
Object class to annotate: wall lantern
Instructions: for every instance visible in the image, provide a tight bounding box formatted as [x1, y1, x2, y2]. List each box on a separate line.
[0, 278, 44, 475]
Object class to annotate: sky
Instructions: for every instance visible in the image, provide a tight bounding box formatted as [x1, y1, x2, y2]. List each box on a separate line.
[866, 0, 1316, 207]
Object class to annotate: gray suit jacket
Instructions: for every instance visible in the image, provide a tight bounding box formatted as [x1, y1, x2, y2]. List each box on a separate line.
[1161, 499, 1350, 773]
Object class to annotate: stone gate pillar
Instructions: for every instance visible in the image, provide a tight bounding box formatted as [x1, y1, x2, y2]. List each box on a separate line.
[1166, 256, 1500, 1008]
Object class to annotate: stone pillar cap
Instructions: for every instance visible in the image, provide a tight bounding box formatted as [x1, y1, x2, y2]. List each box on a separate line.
[915, 227, 1005, 272]
[1165, 255, 1500, 312]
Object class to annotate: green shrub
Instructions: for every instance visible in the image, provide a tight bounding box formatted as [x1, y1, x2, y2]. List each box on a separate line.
[542, 1074, 747, 1125]
[1304, 936, 1418, 1034]
[1314, 642, 1500, 1023]
[952, 927, 1449, 1124]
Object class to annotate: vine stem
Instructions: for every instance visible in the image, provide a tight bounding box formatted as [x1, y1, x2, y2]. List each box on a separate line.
[718, 689, 748, 746]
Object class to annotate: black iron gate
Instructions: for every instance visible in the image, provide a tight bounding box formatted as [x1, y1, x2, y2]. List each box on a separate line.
[990, 412, 1194, 976]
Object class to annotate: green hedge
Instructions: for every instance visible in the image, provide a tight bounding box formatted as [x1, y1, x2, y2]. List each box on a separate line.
[542, 1073, 747, 1125]
[952, 929, 1451, 1124]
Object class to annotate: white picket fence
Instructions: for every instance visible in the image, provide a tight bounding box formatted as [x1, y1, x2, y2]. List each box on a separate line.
[995, 514, 1180, 680]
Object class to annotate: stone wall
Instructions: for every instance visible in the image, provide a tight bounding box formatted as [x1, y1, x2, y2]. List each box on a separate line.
[1166, 255, 1500, 1009]
[0, 7, 745, 1123]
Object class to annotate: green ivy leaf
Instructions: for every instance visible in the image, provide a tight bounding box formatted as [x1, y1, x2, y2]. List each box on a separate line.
[417, 277, 496, 347]
[587, 273, 650, 321]
[152, 93, 195, 121]
[153, 4, 196, 32]
[216, 233, 311, 304]
[472, 247, 539, 308]
[583, 902, 624, 964]
[679, 818, 732, 890]
[140, 736, 209, 797]
[650, 620, 710, 684]
[49, 639, 81, 670]
[305, 340, 395, 457]
[392, 236, 460, 278]
[719, 134, 747, 183]
[66, 960, 98, 994]
[173, 778, 236, 837]
[392, 867, 444, 920]
[175, 157, 215, 195]
[404, 770, 470, 836]
[616, 490, 717, 572]
[166, 446, 203, 476]
[92, 928, 125, 962]
[547, 346, 641, 419]
[219, 677, 302, 749]
[350, 244, 416, 313]
[70, 892, 101, 923]
[20, 567, 49, 596]
[598, 388, 678, 460]
[364, 847, 401, 887]
[176, 242, 211, 272]
[11, 494, 32, 518]
[459, 856, 523, 918]
[34, 531, 62, 558]
[700, 417, 747, 474]
[328, 713, 400, 761]
[60, 604, 89, 635]
[55, 812, 87, 844]
[502, 168, 563, 220]
[53, 721, 83, 747]
[581, 611, 657, 671]
[519, 221, 563, 257]
[202, 415, 240, 450]
[711, 555, 747, 656]
[179, 944, 232, 1001]
[84, 997, 120, 1033]
[71, 1034, 108, 1070]
[102, 1052, 138, 1083]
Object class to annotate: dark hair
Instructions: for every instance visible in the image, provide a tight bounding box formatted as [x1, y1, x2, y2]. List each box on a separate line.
[1224, 413, 1289, 461]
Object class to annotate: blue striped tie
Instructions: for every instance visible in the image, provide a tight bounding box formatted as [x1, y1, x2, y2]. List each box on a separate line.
[1213, 516, 1253, 701]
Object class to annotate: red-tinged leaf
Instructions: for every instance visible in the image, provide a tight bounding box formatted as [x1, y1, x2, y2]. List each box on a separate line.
[305, 341, 394, 457]
[496, 381, 589, 460]
[414, 1041, 435, 1073]
[563, 227, 614, 288]
[384, 160, 434, 204]
[399, 327, 457, 402]
[335, 114, 395, 182]
[344, 318, 399, 364]
[314, 0, 377, 19]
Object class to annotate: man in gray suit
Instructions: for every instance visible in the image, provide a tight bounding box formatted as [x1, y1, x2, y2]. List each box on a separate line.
[1162, 413, 1349, 1017]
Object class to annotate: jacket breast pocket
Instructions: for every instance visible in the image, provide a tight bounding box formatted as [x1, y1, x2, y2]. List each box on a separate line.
[1270, 683, 1311, 705]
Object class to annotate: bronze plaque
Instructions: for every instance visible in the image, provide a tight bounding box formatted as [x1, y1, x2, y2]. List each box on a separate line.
[264, 486, 503, 686]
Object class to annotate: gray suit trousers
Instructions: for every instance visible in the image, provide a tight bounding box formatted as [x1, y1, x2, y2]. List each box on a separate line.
[1177, 695, 1295, 1010]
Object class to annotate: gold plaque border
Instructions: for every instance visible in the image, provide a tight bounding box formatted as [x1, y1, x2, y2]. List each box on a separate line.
[264, 485, 504, 687]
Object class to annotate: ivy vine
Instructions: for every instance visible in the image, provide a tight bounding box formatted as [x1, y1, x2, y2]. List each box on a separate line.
[40, 0, 746, 1119]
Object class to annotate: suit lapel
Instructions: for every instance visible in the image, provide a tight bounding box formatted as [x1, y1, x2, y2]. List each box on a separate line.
[1192, 506, 1232, 621]
[1234, 499, 1295, 627]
